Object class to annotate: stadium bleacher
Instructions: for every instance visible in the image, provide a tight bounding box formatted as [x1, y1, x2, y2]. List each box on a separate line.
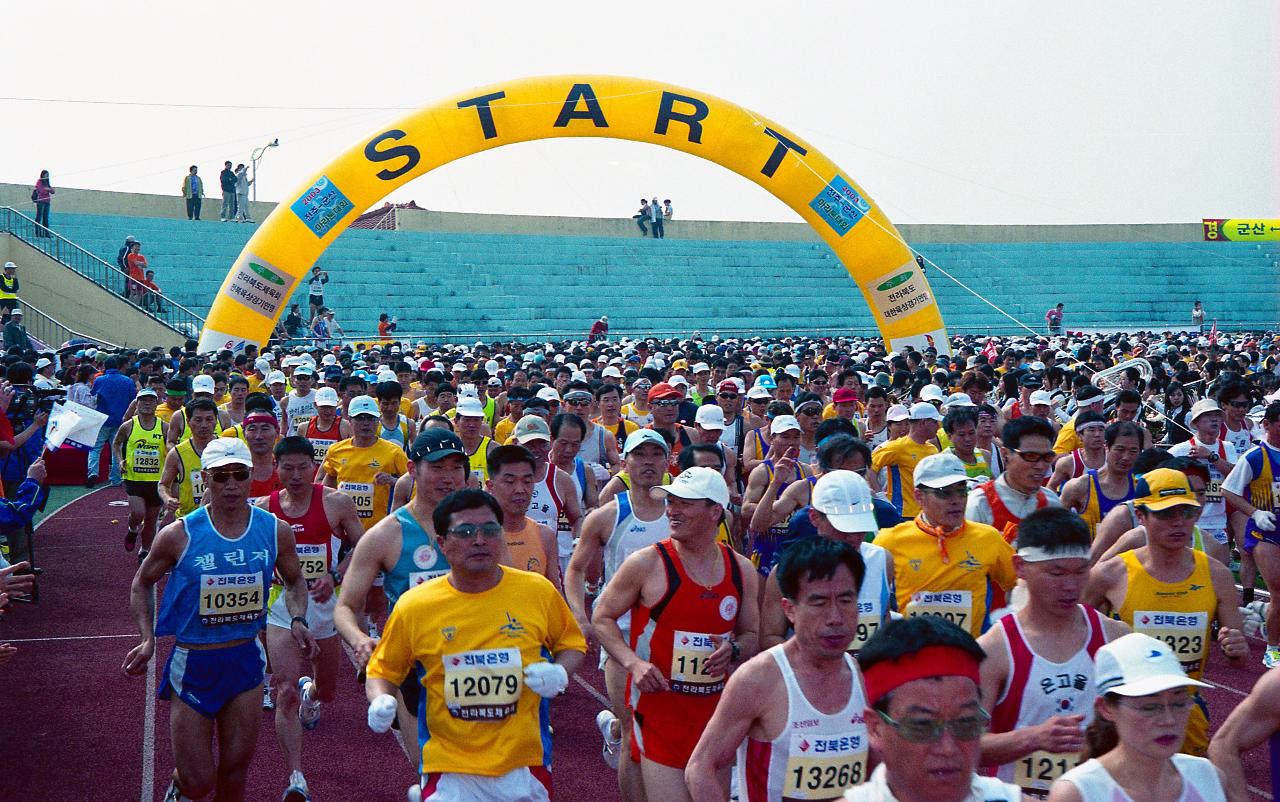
[49, 212, 1278, 338]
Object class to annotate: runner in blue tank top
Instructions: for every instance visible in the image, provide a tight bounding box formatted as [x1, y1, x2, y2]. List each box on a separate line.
[124, 437, 317, 802]
[333, 428, 467, 787]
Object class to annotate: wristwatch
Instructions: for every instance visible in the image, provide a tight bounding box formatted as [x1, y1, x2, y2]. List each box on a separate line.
[290, 616, 309, 629]
[1207, 452, 1218, 463]
[729, 638, 741, 663]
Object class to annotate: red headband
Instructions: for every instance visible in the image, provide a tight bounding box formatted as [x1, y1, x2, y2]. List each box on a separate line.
[243, 411, 278, 428]
[862, 645, 981, 705]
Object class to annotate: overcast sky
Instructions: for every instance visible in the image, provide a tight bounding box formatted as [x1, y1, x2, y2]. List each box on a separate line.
[3, 1, 1276, 225]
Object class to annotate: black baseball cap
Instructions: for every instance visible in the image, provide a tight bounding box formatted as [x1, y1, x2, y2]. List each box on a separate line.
[408, 430, 465, 462]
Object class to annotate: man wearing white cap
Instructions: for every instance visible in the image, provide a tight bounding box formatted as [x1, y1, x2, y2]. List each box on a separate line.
[689, 362, 712, 405]
[32, 356, 58, 390]
[265, 370, 292, 433]
[454, 395, 497, 484]
[124, 437, 317, 802]
[568, 428, 672, 799]
[871, 402, 941, 518]
[113, 387, 167, 558]
[876, 452, 1017, 638]
[165, 374, 222, 448]
[296, 386, 349, 463]
[1167, 398, 1237, 553]
[758, 469, 895, 653]
[284, 364, 319, 432]
[690, 404, 739, 494]
[160, 399, 222, 524]
[743, 416, 815, 566]
[977, 508, 1129, 797]
[594, 467, 760, 802]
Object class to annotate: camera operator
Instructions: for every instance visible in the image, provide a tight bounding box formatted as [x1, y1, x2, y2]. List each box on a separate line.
[0, 365, 50, 566]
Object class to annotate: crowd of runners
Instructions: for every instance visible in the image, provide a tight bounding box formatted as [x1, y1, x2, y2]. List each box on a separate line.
[23, 324, 1274, 801]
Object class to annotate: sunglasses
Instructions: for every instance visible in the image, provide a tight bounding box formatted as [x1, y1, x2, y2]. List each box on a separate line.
[1011, 449, 1056, 464]
[565, 399, 592, 407]
[1148, 506, 1199, 521]
[717, 393, 739, 400]
[208, 467, 250, 483]
[446, 522, 505, 540]
[749, 398, 769, 404]
[651, 399, 682, 408]
[875, 708, 990, 743]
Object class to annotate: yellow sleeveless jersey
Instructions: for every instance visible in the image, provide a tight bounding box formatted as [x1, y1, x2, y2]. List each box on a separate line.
[322, 438, 409, 530]
[155, 403, 183, 426]
[174, 439, 207, 516]
[365, 568, 586, 776]
[1116, 548, 1215, 754]
[121, 417, 165, 482]
[874, 519, 1018, 638]
[467, 436, 492, 483]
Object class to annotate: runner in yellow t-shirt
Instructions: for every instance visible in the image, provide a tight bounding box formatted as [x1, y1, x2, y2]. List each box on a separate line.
[874, 453, 1017, 638]
[871, 403, 942, 517]
[364, 488, 585, 798]
[319, 395, 409, 531]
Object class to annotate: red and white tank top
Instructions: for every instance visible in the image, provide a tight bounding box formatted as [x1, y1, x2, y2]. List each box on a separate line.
[629, 540, 743, 707]
[528, 463, 565, 534]
[268, 484, 335, 586]
[991, 605, 1108, 796]
[737, 645, 869, 801]
[305, 417, 342, 463]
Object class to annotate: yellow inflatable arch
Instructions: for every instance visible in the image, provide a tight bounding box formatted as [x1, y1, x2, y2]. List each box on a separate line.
[198, 75, 949, 354]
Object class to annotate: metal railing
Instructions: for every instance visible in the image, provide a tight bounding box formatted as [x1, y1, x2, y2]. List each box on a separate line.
[17, 299, 121, 351]
[0, 206, 205, 338]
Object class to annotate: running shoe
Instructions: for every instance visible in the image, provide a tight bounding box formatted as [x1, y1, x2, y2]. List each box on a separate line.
[283, 771, 310, 802]
[163, 778, 188, 802]
[298, 676, 321, 730]
[137, 548, 149, 565]
[407, 784, 422, 802]
[263, 682, 275, 711]
[125, 528, 139, 552]
[596, 709, 621, 770]
[1265, 647, 1280, 669]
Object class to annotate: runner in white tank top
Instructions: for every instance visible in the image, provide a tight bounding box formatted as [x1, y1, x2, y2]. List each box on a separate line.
[1056, 754, 1225, 802]
[734, 645, 869, 801]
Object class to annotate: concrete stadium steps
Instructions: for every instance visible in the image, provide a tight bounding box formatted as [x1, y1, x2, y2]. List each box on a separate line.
[46, 213, 1279, 337]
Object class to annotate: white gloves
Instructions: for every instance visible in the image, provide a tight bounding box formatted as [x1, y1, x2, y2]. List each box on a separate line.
[1253, 510, 1277, 532]
[523, 662, 569, 698]
[367, 693, 398, 733]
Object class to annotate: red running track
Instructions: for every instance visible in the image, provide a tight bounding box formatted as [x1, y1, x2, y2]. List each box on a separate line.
[0, 489, 1270, 800]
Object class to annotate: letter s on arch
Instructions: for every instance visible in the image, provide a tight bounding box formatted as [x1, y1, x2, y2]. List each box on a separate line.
[364, 130, 421, 181]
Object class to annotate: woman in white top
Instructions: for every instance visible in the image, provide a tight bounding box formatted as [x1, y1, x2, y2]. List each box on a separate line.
[1048, 632, 1227, 802]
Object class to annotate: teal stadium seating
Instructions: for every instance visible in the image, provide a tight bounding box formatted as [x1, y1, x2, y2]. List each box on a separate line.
[49, 213, 1278, 340]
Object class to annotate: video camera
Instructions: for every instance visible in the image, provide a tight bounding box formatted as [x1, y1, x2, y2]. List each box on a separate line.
[8, 386, 67, 423]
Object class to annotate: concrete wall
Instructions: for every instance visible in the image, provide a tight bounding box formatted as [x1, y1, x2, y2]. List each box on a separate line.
[0, 182, 1202, 243]
[0, 234, 183, 348]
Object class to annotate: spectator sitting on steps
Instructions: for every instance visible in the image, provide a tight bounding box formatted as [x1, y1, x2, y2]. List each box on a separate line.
[3, 309, 31, 352]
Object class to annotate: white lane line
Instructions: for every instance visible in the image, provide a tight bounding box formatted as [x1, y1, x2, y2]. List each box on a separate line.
[3, 633, 136, 643]
[1210, 681, 1250, 698]
[33, 485, 110, 532]
[573, 672, 611, 708]
[141, 587, 156, 802]
[1248, 785, 1273, 801]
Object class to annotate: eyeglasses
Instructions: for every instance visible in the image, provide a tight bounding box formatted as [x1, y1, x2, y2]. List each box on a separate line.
[446, 522, 504, 540]
[1114, 697, 1194, 718]
[875, 707, 990, 743]
[1011, 449, 1056, 464]
[652, 399, 681, 408]
[1148, 506, 1199, 521]
[208, 467, 251, 483]
[810, 378, 829, 386]
[749, 398, 769, 405]
[926, 486, 970, 500]
[717, 393, 739, 400]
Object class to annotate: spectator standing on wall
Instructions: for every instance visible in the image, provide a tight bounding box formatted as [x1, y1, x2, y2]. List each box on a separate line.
[648, 196, 664, 239]
[0, 262, 20, 325]
[307, 266, 329, 320]
[589, 315, 609, 343]
[31, 170, 54, 237]
[633, 198, 650, 236]
[180, 165, 203, 221]
[1192, 300, 1205, 333]
[124, 242, 148, 305]
[1045, 302, 1064, 335]
[115, 235, 137, 296]
[234, 163, 254, 223]
[218, 161, 237, 222]
[377, 313, 397, 339]
[663, 198, 673, 220]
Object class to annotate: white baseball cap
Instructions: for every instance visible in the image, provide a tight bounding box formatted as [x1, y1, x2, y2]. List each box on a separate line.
[886, 404, 911, 422]
[913, 453, 970, 489]
[34, 357, 52, 369]
[770, 415, 801, 435]
[1029, 390, 1055, 407]
[784, 365, 802, 379]
[908, 402, 943, 421]
[747, 385, 772, 401]
[602, 366, 623, 379]
[670, 375, 689, 388]
[943, 392, 976, 409]
[695, 404, 726, 430]
[1093, 633, 1210, 697]
[348, 395, 379, 417]
[192, 375, 215, 394]
[267, 370, 287, 385]
[811, 470, 878, 533]
[650, 466, 730, 507]
[315, 387, 339, 407]
[691, 362, 710, 374]
[455, 396, 485, 417]
[254, 358, 271, 373]
[200, 437, 253, 470]
[920, 385, 946, 403]
[622, 428, 669, 456]
[514, 415, 552, 443]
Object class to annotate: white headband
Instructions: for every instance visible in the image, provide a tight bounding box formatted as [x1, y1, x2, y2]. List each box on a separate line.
[1017, 545, 1091, 562]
